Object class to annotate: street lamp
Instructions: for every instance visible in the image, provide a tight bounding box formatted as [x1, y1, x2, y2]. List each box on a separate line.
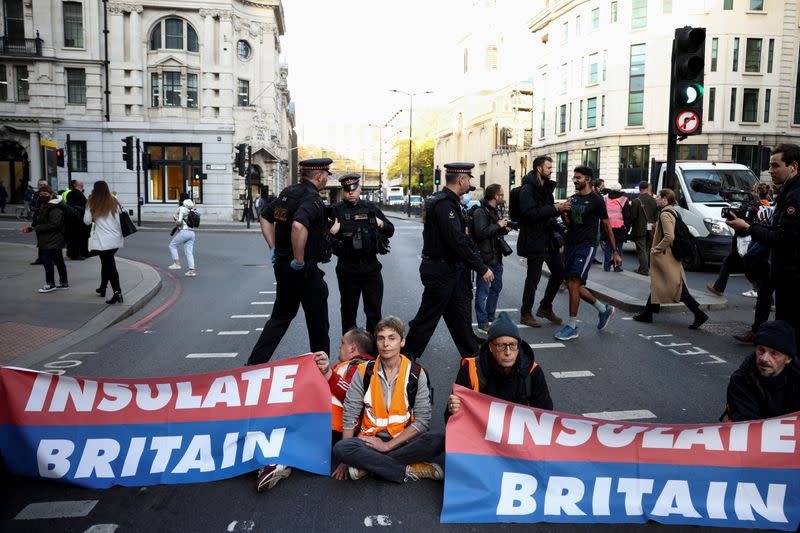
[368, 109, 402, 204]
[390, 89, 433, 217]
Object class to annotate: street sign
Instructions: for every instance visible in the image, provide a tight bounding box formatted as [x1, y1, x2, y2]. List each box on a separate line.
[674, 110, 700, 135]
[206, 164, 226, 170]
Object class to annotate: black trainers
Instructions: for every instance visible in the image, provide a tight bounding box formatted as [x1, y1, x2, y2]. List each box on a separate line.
[38, 285, 57, 293]
[56, 283, 69, 290]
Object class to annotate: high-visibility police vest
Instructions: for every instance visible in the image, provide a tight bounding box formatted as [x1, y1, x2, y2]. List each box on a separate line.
[331, 359, 363, 432]
[357, 355, 415, 437]
[605, 195, 628, 229]
[61, 189, 72, 202]
[461, 357, 539, 394]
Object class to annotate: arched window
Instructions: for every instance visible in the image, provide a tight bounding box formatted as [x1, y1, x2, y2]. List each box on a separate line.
[149, 18, 199, 52]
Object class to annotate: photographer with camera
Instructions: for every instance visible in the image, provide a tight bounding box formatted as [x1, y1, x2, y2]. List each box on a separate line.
[727, 143, 800, 356]
[472, 184, 514, 333]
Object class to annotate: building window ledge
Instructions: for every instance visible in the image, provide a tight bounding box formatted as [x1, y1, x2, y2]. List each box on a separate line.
[742, 71, 762, 76]
[746, 11, 767, 15]
[584, 127, 598, 132]
[624, 125, 645, 130]
[738, 122, 759, 126]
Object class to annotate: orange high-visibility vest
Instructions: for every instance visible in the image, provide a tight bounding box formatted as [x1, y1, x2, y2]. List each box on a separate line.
[357, 355, 414, 437]
[605, 195, 628, 229]
[461, 357, 539, 392]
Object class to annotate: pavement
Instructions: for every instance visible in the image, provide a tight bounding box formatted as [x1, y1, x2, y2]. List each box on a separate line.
[0, 242, 161, 368]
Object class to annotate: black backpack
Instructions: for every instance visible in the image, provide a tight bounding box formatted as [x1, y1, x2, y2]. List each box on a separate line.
[508, 185, 524, 222]
[664, 210, 694, 260]
[56, 203, 81, 241]
[185, 209, 200, 228]
[361, 359, 434, 409]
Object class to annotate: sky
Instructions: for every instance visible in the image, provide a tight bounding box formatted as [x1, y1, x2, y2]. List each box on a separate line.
[281, 0, 464, 157]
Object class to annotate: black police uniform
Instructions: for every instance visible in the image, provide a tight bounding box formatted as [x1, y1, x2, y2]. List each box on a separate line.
[248, 158, 332, 365]
[330, 174, 395, 334]
[404, 163, 488, 360]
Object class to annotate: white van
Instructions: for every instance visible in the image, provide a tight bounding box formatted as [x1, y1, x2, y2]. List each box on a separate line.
[655, 161, 760, 269]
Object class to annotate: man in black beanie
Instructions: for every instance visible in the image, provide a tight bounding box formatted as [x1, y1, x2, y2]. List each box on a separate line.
[726, 320, 800, 421]
[446, 312, 552, 419]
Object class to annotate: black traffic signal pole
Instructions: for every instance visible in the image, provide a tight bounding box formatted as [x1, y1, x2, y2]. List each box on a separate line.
[246, 145, 253, 229]
[665, 33, 678, 191]
[66, 134, 73, 186]
[135, 137, 141, 226]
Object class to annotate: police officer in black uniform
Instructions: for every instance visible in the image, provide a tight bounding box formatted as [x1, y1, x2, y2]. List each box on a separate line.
[404, 162, 495, 360]
[330, 173, 395, 335]
[248, 158, 333, 365]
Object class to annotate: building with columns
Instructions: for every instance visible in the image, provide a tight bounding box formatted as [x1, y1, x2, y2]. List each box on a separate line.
[0, 0, 293, 220]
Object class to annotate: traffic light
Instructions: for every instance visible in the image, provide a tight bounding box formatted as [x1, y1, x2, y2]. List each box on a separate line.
[418, 171, 424, 188]
[509, 166, 516, 186]
[235, 144, 247, 177]
[670, 26, 706, 137]
[56, 148, 65, 168]
[142, 152, 152, 171]
[434, 167, 441, 186]
[121, 136, 134, 170]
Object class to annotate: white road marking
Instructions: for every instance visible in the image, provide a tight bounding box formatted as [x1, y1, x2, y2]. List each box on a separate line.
[473, 322, 533, 329]
[494, 308, 517, 312]
[15, 500, 98, 520]
[364, 515, 393, 527]
[84, 525, 119, 533]
[187, 353, 239, 358]
[227, 520, 256, 532]
[258, 291, 276, 294]
[582, 410, 657, 421]
[529, 343, 565, 349]
[250, 301, 274, 305]
[58, 351, 97, 360]
[622, 317, 633, 321]
[255, 327, 263, 331]
[551, 370, 595, 378]
[217, 331, 249, 336]
[231, 314, 270, 319]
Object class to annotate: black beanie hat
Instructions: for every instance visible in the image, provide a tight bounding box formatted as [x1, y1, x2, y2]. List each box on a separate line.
[754, 320, 796, 358]
[487, 311, 521, 341]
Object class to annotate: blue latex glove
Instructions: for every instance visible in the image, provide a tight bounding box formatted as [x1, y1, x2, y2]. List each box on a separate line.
[290, 259, 305, 271]
[270, 249, 276, 265]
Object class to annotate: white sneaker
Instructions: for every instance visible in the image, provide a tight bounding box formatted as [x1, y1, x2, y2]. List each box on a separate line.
[185, 269, 196, 277]
[38, 284, 57, 293]
[168, 263, 182, 270]
[742, 289, 758, 298]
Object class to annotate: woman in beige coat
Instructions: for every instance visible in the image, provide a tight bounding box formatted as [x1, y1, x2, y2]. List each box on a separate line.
[633, 189, 709, 329]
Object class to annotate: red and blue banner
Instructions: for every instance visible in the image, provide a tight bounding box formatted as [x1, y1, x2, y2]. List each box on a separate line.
[0, 355, 332, 488]
[442, 385, 800, 530]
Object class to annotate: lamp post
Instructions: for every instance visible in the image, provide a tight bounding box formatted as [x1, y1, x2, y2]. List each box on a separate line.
[390, 89, 432, 217]
[369, 109, 402, 205]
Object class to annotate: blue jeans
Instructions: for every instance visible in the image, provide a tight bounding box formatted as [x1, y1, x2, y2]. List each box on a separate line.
[169, 229, 196, 269]
[603, 240, 624, 272]
[475, 262, 503, 324]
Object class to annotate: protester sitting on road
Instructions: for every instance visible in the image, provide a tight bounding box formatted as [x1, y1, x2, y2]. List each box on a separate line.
[168, 198, 197, 277]
[84, 180, 124, 304]
[21, 185, 69, 293]
[633, 189, 708, 329]
[333, 316, 444, 483]
[446, 312, 552, 420]
[725, 320, 800, 421]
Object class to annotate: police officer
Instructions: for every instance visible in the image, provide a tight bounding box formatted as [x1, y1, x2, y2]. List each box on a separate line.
[248, 158, 333, 365]
[329, 173, 394, 335]
[404, 162, 494, 360]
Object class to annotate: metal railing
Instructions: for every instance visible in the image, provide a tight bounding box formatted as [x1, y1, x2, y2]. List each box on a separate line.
[0, 33, 43, 57]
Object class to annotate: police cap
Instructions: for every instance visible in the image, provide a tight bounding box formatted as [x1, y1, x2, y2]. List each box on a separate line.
[444, 162, 474, 176]
[338, 173, 361, 192]
[299, 158, 333, 173]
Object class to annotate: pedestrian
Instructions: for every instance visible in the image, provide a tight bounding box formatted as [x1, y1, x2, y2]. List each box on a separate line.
[247, 158, 333, 365]
[628, 181, 659, 276]
[602, 183, 631, 272]
[446, 311, 553, 421]
[23, 185, 34, 217]
[633, 188, 709, 328]
[554, 166, 618, 341]
[83, 180, 124, 304]
[727, 143, 800, 356]
[725, 320, 800, 421]
[517, 156, 571, 328]
[28, 179, 48, 265]
[0, 182, 7, 213]
[471, 184, 512, 332]
[404, 162, 494, 360]
[591, 178, 605, 265]
[21, 186, 68, 293]
[65, 180, 88, 260]
[168, 198, 197, 277]
[329, 173, 394, 334]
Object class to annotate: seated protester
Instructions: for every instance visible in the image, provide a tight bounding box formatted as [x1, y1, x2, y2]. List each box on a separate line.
[256, 329, 375, 492]
[333, 316, 444, 483]
[446, 312, 552, 420]
[726, 320, 800, 422]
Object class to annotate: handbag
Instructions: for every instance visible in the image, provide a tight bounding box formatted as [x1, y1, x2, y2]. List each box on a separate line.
[119, 204, 137, 237]
[640, 201, 655, 241]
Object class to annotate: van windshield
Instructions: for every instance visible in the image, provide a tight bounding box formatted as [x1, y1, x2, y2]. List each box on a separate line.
[683, 169, 759, 203]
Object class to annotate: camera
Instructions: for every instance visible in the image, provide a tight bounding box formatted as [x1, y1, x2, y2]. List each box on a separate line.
[505, 221, 520, 230]
[721, 199, 758, 223]
[497, 236, 514, 256]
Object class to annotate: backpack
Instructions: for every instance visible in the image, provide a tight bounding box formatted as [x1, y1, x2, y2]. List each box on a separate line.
[663, 210, 694, 261]
[56, 203, 81, 241]
[185, 208, 200, 228]
[361, 359, 434, 409]
[508, 185, 523, 222]
[466, 203, 481, 236]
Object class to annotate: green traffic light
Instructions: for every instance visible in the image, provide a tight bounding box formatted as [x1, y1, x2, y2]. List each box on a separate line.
[681, 83, 704, 105]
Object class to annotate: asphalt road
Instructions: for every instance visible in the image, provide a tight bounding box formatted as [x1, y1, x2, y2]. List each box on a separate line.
[0, 219, 765, 532]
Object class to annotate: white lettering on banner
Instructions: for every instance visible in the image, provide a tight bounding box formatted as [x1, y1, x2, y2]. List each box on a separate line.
[24, 365, 299, 413]
[485, 402, 507, 443]
[506, 406, 557, 446]
[673, 426, 724, 451]
[555, 418, 596, 447]
[494, 474, 789, 522]
[35, 429, 287, 480]
[761, 417, 797, 454]
[596, 425, 647, 448]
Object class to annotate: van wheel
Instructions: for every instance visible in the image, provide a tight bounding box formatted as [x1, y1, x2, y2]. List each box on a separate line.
[682, 240, 703, 271]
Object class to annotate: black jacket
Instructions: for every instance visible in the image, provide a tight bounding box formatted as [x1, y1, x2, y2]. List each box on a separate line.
[517, 172, 559, 259]
[330, 199, 394, 264]
[446, 339, 553, 421]
[472, 200, 508, 265]
[629, 193, 659, 238]
[748, 175, 800, 282]
[422, 188, 487, 275]
[726, 354, 800, 422]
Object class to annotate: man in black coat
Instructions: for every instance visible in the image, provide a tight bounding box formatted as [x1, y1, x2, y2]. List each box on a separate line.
[726, 320, 800, 421]
[628, 181, 659, 275]
[517, 156, 571, 328]
[446, 311, 553, 421]
[65, 180, 88, 259]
